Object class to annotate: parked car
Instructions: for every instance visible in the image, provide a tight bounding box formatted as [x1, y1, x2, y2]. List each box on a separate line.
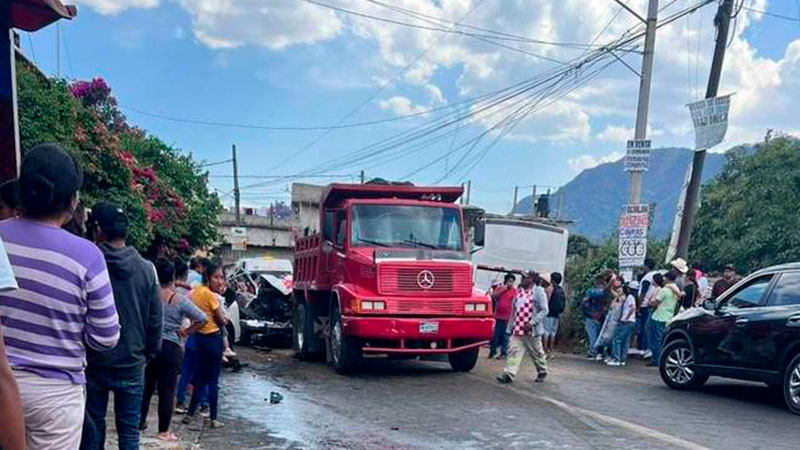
[659, 262, 800, 414]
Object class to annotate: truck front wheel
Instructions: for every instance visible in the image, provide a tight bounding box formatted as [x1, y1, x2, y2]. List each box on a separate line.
[329, 307, 362, 375]
[294, 303, 312, 360]
[448, 348, 480, 372]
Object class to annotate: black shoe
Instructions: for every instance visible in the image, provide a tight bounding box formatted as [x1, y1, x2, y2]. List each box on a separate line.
[535, 372, 547, 383]
[488, 352, 496, 359]
[496, 373, 513, 384]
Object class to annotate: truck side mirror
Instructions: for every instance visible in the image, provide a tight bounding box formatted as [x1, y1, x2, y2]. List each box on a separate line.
[322, 240, 334, 254]
[473, 220, 485, 247]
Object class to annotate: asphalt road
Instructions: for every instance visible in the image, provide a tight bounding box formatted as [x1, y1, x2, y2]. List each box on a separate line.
[146, 347, 798, 450]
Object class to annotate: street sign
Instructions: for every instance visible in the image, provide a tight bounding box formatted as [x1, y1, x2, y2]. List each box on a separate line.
[624, 139, 651, 172]
[688, 94, 732, 151]
[618, 204, 649, 277]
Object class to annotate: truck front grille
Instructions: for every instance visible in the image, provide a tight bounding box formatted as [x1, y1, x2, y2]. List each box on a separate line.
[378, 264, 472, 296]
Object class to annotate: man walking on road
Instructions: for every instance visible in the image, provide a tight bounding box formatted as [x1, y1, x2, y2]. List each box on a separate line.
[85, 203, 163, 450]
[497, 273, 549, 384]
[488, 273, 516, 359]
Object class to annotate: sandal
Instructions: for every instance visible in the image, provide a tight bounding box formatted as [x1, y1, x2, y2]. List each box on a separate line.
[157, 432, 180, 442]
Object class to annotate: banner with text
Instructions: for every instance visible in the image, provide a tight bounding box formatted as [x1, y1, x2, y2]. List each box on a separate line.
[624, 139, 651, 172]
[688, 94, 732, 151]
[618, 204, 650, 280]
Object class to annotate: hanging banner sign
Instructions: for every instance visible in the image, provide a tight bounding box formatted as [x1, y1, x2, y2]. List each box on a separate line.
[624, 139, 651, 172]
[665, 164, 693, 263]
[618, 204, 650, 276]
[688, 94, 732, 151]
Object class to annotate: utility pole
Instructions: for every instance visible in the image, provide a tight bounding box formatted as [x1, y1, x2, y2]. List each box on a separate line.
[465, 180, 471, 205]
[675, 0, 734, 259]
[232, 144, 240, 224]
[627, 0, 659, 204]
[56, 22, 60, 77]
[360, 170, 365, 184]
[512, 186, 519, 214]
[531, 185, 537, 216]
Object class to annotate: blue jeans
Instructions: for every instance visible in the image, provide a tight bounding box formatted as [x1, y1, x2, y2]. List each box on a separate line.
[188, 332, 224, 420]
[647, 318, 667, 366]
[611, 322, 636, 363]
[177, 337, 209, 407]
[489, 319, 509, 356]
[584, 318, 602, 356]
[85, 371, 144, 450]
[637, 307, 651, 350]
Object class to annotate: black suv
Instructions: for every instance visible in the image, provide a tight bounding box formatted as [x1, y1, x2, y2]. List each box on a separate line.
[659, 263, 800, 414]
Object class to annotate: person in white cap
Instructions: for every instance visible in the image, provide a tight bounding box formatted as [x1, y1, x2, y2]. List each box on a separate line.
[608, 281, 639, 366]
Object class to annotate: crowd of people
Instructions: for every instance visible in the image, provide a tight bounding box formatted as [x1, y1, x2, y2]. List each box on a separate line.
[579, 257, 739, 368]
[0, 144, 234, 450]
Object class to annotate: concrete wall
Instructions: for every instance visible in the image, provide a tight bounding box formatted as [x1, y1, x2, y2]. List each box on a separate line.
[291, 183, 324, 237]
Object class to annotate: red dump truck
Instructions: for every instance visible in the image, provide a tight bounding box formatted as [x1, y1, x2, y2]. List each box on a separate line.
[292, 183, 493, 374]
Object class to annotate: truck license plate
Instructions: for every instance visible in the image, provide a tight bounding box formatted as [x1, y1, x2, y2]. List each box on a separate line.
[419, 322, 439, 334]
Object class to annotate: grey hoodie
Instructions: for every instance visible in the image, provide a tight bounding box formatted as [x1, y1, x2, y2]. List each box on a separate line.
[86, 244, 163, 377]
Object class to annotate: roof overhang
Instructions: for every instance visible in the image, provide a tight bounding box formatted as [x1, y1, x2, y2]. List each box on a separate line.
[11, 0, 77, 32]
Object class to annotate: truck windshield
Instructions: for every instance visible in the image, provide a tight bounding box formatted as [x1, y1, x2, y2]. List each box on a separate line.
[350, 204, 463, 250]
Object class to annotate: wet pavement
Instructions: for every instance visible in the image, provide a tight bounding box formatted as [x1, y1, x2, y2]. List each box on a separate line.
[125, 347, 799, 449]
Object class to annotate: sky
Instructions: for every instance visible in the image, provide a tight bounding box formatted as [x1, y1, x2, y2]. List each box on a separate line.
[19, 0, 800, 213]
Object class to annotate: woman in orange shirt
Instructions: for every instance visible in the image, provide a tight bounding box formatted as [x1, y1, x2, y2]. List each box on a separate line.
[182, 262, 227, 429]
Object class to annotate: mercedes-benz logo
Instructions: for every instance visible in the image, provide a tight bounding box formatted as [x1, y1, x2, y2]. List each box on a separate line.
[417, 270, 435, 289]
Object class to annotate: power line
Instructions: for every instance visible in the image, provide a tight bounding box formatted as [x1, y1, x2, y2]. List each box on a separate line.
[26, 33, 37, 65]
[236, 0, 713, 190]
[120, 102, 465, 131]
[268, 0, 490, 172]
[198, 158, 232, 168]
[210, 174, 353, 179]
[743, 6, 800, 22]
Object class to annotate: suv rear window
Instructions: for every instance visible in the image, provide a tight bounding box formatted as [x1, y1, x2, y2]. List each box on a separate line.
[767, 272, 800, 307]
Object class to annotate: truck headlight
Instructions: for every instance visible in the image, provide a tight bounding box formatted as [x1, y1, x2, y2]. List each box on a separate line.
[361, 300, 385, 311]
[465, 303, 488, 312]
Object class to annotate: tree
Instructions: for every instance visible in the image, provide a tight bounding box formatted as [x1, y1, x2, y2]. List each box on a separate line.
[15, 59, 221, 252]
[691, 136, 800, 274]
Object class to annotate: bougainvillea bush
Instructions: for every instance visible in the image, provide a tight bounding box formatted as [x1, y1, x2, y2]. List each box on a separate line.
[16, 60, 221, 252]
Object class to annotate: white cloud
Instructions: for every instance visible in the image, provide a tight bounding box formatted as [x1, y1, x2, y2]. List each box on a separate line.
[174, 26, 187, 40]
[597, 124, 664, 143]
[567, 151, 624, 172]
[176, 0, 342, 50]
[379, 96, 428, 115]
[74, 0, 159, 15]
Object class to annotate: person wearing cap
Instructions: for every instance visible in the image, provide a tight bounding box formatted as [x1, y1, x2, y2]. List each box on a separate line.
[712, 264, 738, 298]
[497, 272, 549, 384]
[85, 203, 163, 450]
[488, 273, 516, 359]
[0, 143, 121, 450]
[608, 281, 639, 366]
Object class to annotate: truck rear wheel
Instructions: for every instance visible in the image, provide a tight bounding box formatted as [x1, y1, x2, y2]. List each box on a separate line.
[329, 306, 362, 375]
[294, 303, 312, 360]
[448, 348, 480, 372]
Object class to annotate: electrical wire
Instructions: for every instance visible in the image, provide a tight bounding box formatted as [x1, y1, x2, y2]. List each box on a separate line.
[742, 6, 800, 22]
[267, 0, 490, 173]
[240, 0, 714, 190]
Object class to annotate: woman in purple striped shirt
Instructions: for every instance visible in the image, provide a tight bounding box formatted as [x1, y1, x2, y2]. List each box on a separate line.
[0, 144, 121, 450]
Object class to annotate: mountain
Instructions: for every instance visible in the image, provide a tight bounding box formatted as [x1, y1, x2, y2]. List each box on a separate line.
[512, 147, 727, 242]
